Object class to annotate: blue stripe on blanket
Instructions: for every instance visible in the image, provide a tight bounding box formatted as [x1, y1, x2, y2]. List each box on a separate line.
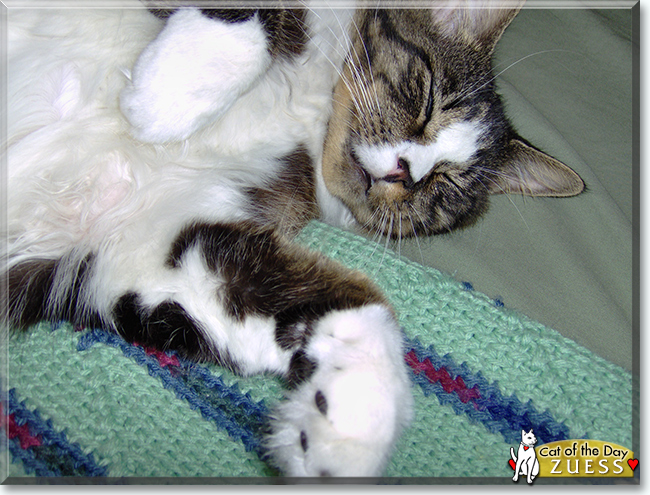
[78, 329, 572, 450]
[1, 388, 109, 477]
[77, 329, 269, 456]
[403, 337, 571, 445]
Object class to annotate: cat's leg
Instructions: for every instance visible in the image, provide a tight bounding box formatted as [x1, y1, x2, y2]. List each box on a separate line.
[123, 221, 413, 476]
[120, 8, 307, 143]
[526, 457, 538, 484]
[512, 455, 523, 482]
[531, 457, 540, 482]
[7, 215, 412, 476]
[120, 8, 271, 143]
[524, 458, 532, 484]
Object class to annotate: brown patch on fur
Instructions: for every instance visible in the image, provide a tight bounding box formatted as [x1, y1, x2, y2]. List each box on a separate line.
[247, 147, 319, 238]
[287, 350, 317, 388]
[259, 8, 307, 58]
[167, 220, 389, 352]
[113, 292, 232, 365]
[6, 259, 57, 328]
[5, 255, 103, 330]
[322, 73, 361, 203]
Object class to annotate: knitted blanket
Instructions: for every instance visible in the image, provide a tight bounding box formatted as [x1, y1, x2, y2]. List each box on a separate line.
[1, 221, 634, 482]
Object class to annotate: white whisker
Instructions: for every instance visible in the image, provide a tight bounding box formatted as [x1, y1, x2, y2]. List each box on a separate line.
[406, 208, 425, 265]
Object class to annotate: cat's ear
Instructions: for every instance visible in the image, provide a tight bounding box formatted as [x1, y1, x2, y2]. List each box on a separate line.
[489, 138, 585, 197]
[429, 0, 524, 52]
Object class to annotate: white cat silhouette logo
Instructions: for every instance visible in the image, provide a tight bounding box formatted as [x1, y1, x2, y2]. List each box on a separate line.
[510, 429, 540, 484]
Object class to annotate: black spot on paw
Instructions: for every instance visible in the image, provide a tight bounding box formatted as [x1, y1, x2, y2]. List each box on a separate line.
[300, 430, 308, 452]
[315, 390, 328, 416]
[320, 470, 332, 477]
[286, 349, 316, 388]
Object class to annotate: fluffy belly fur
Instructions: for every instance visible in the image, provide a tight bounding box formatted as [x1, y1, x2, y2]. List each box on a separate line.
[7, 4, 345, 258]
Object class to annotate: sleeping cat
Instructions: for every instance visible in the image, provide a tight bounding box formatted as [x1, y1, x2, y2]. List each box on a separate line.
[4, 0, 584, 477]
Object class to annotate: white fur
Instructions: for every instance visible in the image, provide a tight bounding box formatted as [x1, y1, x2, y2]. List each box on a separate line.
[354, 120, 485, 182]
[315, 178, 359, 230]
[120, 8, 272, 143]
[6, 3, 346, 265]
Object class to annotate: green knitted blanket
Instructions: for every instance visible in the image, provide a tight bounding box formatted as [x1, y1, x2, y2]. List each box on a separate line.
[0, 221, 634, 482]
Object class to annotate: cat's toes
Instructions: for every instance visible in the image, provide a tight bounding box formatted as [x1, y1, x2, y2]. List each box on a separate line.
[265, 305, 413, 477]
[120, 8, 271, 143]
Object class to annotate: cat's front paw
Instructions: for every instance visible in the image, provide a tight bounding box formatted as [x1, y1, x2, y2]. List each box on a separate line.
[120, 8, 271, 143]
[265, 305, 413, 477]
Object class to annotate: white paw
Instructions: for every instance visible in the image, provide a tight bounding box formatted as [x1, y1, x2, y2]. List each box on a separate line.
[265, 305, 413, 477]
[120, 8, 271, 143]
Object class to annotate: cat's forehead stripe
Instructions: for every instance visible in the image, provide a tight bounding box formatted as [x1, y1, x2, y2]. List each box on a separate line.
[354, 120, 485, 182]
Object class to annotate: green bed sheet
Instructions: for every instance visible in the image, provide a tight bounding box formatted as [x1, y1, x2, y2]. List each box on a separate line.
[390, 6, 635, 372]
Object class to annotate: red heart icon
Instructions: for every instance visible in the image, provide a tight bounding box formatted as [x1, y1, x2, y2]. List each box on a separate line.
[628, 459, 638, 471]
[508, 459, 516, 470]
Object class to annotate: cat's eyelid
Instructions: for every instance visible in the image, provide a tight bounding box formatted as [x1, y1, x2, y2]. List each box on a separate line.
[420, 86, 462, 135]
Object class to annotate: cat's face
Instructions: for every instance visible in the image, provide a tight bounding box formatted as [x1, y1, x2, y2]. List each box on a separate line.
[521, 429, 537, 445]
[321, 6, 584, 238]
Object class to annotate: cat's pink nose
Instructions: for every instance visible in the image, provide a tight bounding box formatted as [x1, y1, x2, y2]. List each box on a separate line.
[380, 157, 413, 186]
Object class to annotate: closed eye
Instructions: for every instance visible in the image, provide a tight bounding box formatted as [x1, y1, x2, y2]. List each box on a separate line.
[415, 77, 435, 136]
